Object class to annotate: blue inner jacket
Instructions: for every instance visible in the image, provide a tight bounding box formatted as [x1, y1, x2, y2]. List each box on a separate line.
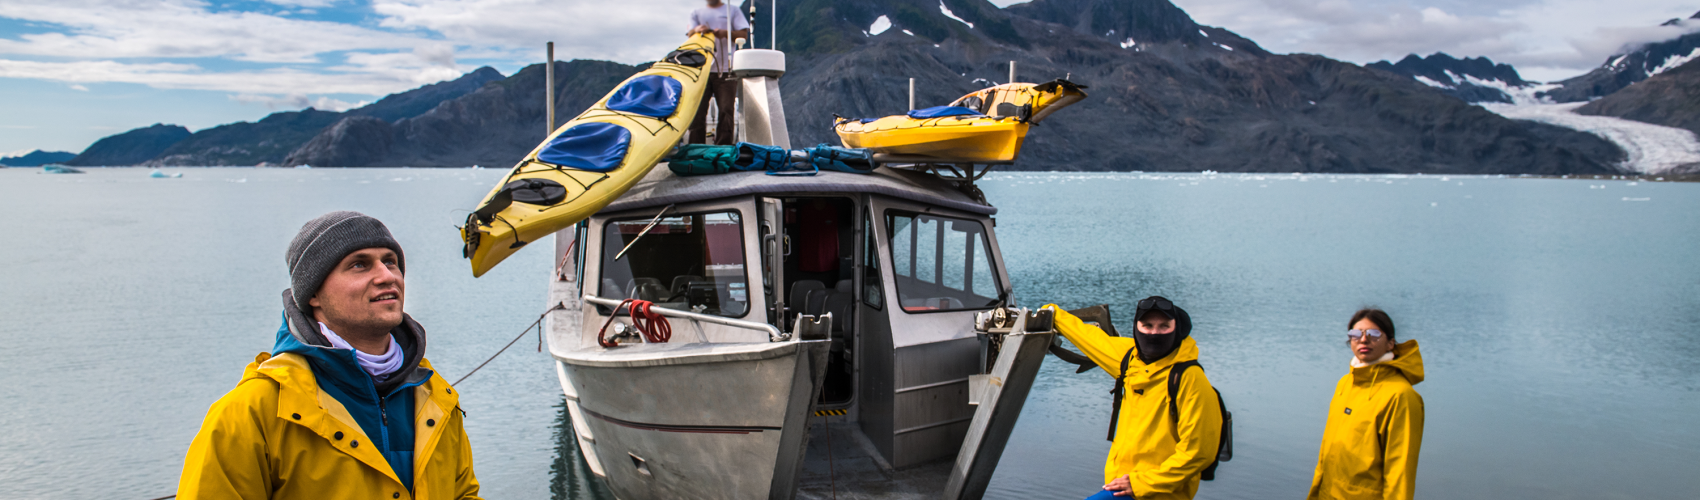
[273, 316, 426, 491]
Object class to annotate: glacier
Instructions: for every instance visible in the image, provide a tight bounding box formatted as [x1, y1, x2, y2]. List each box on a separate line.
[1482, 102, 1700, 174]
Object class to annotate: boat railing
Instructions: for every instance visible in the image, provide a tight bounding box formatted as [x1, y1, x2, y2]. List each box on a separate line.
[583, 295, 790, 342]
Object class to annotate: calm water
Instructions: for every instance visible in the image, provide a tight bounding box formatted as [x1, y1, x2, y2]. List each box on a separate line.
[1, 168, 1696, 500]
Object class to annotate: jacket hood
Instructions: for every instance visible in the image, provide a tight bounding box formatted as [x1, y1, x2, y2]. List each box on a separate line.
[1353, 339, 1424, 386]
[276, 288, 431, 396]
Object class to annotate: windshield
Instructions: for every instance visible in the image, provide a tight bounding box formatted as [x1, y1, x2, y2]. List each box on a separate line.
[599, 210, 750, 317]
[886, 210, 1000, 312]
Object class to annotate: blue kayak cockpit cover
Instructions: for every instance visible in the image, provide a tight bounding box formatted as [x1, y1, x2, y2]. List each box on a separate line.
[537, 122, 631, 172]
[907, 105, 984, 119]
[605, 75, 684, 118]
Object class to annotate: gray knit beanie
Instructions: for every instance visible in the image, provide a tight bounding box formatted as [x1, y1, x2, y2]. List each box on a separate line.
[286, 211, 406, 313]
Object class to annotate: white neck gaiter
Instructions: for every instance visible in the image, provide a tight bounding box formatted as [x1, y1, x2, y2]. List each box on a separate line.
[319, 322, 405, 383]
[1350, 350, 1396, 368]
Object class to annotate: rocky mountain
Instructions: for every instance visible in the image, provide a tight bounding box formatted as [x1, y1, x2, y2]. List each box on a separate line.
[750, 0, 1622, 173]
[143, 108, 346, 166]
[1540, 11, 1700, 103]
[1366, 53, 1535, 104]
[91, 0, 1630, 174]
[1576, 56, 1700, 137]
[65, 123, 191, 166]
[284, 60, 636, 167]
[346, 66, 507, 122]
[123, 67, 504, 166]
[0, 150, 77, 166]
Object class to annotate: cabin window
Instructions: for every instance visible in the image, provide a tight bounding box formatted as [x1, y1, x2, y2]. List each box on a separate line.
[598, 210, 750, 317]
[885, 210, 1000, 313]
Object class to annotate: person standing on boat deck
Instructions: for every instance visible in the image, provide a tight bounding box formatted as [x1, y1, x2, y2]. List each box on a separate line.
[1043, 297, 1223, 499]
[178, 211, 481, 500]
[1309, 308, 1424, 500]
[686, 0, 749, 145]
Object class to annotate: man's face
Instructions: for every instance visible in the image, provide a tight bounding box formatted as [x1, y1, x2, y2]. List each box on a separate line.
[309, 248, 405, 333]
[1136, 311, 1176, 335]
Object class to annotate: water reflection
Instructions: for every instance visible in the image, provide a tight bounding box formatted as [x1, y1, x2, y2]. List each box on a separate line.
[552, 400, 615, 500]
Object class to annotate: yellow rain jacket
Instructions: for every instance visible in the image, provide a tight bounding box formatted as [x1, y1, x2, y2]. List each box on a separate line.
[1308, 340, 1425, 500]
[178, 352, 481, 500]
[1048, 305, 1223, 500]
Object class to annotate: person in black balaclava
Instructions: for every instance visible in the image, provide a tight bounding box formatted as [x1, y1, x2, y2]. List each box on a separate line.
[1043, 296, 1223, 500]
[1132, 296, 1192, 364]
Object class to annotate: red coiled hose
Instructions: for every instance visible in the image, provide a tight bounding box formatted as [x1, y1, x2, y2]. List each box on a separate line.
[597, 299, 672, 347]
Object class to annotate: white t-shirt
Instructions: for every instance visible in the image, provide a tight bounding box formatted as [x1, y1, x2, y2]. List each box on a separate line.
[690, 4, 751, 73]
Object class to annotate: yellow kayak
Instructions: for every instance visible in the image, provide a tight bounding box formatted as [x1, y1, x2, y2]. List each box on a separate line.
[835, 113, 1028, 161]
[461, 34, 714, 277]
[949, 79, 1087, 123]
[833, 79, 1086, 162]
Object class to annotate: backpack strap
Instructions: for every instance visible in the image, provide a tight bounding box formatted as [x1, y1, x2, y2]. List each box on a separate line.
[1168, 360, 1201, 425]
[1107, 347, 1136, 441]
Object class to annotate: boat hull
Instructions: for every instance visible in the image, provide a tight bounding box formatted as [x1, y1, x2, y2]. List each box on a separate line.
[559, 340, 831, 500]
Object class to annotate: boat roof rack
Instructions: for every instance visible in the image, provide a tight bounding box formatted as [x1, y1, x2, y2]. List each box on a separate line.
[870, 154, 1010, 204]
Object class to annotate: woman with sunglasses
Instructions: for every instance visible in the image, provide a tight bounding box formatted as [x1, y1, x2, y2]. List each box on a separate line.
[1308, 308, 1425, 500]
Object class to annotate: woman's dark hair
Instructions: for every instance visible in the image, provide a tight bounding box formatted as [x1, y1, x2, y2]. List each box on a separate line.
[1348, 308, 1395, 341]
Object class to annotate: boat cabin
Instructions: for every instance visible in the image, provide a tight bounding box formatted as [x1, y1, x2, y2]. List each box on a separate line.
[548, 166, 1020, 497]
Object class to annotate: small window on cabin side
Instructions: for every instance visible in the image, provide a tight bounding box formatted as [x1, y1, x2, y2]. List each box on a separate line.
[885, 210, 1000, 313]
[599, 210, 749, 317]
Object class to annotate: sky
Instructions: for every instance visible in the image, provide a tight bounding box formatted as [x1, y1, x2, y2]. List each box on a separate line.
[2, 0, 1697, 156]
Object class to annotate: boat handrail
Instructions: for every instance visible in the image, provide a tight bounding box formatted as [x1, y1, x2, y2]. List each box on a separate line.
[583, 295, 790, 342]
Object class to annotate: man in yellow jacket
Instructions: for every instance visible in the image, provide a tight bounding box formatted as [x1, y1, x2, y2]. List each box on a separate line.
[179, 211, 481, 500]
[1047, 296, 1222, 500]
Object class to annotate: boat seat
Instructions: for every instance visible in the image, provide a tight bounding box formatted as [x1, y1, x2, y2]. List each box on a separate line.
[789, 280, 824, 313]
[669, 275, 704, 298]
[627, 278, 668, 302]
[822, 292, 853, 334]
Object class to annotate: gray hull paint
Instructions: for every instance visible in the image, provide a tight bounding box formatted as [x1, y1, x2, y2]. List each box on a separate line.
[560, 341, 830, 499]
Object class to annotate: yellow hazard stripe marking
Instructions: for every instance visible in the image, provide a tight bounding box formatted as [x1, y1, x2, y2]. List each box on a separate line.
[814, 409, 847, 417]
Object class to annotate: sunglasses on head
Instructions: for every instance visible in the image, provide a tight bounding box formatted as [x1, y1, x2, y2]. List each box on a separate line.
[1138, 297, 1174, 311]
[1347, 329, 1384, 341]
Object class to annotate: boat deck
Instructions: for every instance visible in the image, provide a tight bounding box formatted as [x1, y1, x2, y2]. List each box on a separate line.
[796, 416, 955, 500]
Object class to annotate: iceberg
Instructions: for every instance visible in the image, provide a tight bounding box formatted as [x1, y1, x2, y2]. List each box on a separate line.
[149, 169, 183, 178]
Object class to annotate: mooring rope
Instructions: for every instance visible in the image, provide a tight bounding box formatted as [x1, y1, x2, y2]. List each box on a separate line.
[452, 302, 564, 386]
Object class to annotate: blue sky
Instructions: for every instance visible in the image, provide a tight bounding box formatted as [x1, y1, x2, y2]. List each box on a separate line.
[3, 0, 1697, 156]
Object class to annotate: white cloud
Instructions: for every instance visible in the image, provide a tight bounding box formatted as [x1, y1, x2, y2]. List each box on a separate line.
[0, 0, 425, 63]
[1162, 0, 1700, 81]
[0, 59, 420, 95]
[68, 84, 88, 91]
[0, 0, 488, 105]
[230, 93, 370, 111]
[372, 0, 707, 65]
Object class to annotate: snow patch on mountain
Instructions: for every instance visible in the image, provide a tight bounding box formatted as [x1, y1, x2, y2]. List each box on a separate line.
[1647, 47, 1700, 77]
[1413, 75, 1451, 88]
[1483, 102, 1700, 173]
[940, 2, 973, 29]
[869, 15, 892, 36]
[1450, 71, 1559, 105]
[1121, 38, 1137, 49]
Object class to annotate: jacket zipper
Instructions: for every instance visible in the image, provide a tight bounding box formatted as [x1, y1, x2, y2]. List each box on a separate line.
[373, 384, 391, 453]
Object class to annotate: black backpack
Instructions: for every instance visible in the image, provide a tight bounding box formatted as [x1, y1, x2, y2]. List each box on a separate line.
[1109, 349, 1234, 480]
